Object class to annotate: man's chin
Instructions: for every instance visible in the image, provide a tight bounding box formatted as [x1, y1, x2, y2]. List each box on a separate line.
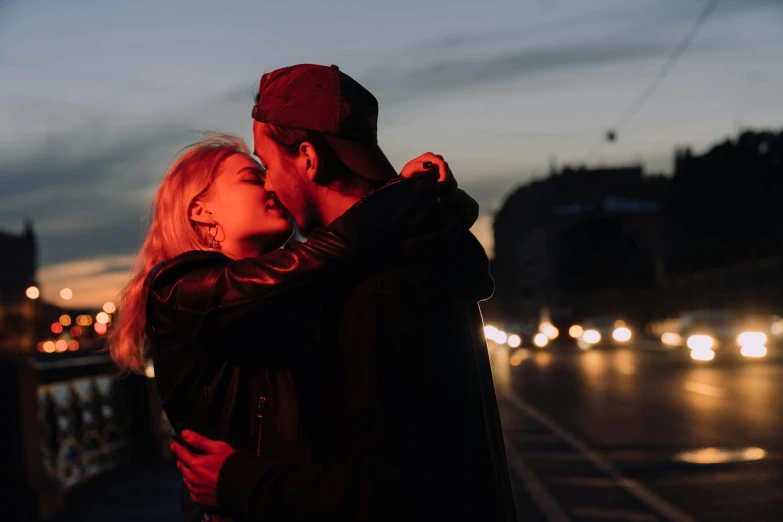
[290, 211, 320, 238]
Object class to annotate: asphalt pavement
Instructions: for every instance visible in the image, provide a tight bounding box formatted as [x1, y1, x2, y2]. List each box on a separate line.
[492, 341, 783, 522]
[50, 340, 783, 522]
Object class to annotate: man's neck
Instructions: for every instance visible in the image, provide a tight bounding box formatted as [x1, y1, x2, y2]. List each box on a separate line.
[315, 188, 368, 228]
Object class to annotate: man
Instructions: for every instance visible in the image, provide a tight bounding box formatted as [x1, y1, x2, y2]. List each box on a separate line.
[171, 64, 517, 521]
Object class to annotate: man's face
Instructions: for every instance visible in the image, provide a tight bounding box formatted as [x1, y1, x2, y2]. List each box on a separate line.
[252, 121, 318, 234]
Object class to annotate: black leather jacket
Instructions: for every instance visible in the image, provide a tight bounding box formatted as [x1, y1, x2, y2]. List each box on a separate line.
[213, 185, 517, 522]
[144, 177, 465, 521]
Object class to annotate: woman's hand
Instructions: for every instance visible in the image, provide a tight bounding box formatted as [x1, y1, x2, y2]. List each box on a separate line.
[400, 152, 478, 227]
[401, 152, 457, 187]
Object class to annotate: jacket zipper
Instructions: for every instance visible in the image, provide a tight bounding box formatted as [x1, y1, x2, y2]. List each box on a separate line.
[202, 396, 267, 522]
[255, 395, 267, 456]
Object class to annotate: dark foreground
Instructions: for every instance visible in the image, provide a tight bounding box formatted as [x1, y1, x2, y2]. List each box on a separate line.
[52, 459, 180, 522]
[53, 342, 783, 522]
[495, 342, 783, 522]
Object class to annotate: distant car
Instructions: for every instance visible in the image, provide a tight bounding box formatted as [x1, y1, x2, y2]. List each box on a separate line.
[659, 309, 779, 362]
[569, 315, 633, 350]
[483, 323, 523, 349]
[483, 320, 560, 350]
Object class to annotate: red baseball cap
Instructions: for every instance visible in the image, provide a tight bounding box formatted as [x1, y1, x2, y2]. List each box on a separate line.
[251, 64, 397, 181]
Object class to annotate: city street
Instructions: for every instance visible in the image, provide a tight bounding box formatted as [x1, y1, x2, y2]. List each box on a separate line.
[493, 342, 783, 522]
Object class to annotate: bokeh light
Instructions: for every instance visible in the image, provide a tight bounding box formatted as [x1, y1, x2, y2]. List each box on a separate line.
[59, 315, 72, 326]
[541, 323, 559, 339]
[70, 326, 83, 337]
[60, 288, 73, 300]
[569, 325, 584, 338]
[612, 327, 632, 342]
[94, 322, 107, 335]
[43, 341, 56, 353]
[55, 340, 68, 352]
[507, 334, 521, 348]
[51, 322, 63, 334]
[690, 347, 716, 361]
[738, 332, 766, 347]
[26, 286, 40, 299]
[740, 345, 767, 358]
[67, 340, 80, 351]
[687, 335, 715, 350]
[96, 312, 110, 325]
[103, 301, 116, 314]
[583, 330, 602, 344]
[661, 332, 682, 346]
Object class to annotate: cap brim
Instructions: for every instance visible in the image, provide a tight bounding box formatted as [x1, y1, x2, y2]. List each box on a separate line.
[324, 135, 398, 181]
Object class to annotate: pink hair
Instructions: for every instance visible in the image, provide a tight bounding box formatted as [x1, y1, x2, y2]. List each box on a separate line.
[108, 134, 251, 373]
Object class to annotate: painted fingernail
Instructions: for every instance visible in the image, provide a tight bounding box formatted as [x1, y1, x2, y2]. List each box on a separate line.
[423, 161, 433, 169]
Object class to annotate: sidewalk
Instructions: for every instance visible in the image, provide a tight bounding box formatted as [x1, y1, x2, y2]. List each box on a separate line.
[53, 458, 181, 522]
[51, 455, 540, 522]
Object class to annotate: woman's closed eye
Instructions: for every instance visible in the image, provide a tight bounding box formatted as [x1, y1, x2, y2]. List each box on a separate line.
[239, 167, 266, 184]
[242, 178, 264, 185]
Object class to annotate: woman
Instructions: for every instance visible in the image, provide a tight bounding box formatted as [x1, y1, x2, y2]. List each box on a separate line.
[108, 134, 471, 521]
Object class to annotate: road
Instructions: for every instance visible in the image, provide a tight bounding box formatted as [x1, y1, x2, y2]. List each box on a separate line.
[492, 342, 783, 522]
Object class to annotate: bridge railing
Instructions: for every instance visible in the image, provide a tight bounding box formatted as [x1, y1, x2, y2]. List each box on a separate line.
[5, 351, 169, 521]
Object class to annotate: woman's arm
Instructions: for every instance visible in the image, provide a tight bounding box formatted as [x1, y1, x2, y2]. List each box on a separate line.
[147, 176, 440, 319]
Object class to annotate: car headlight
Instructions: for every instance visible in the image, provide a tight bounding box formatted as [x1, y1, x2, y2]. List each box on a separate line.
[741, 345, 767, 358]
[533, 333, 549, 348]
[612, 327, 632, 342]
[738, 332, 766, 347]
[582, 329, 601, 344]
[569, 325, 584, 338]
[687, 335, 715, 350]
[541, 323, 559, 340]
[690, 347, 716, 361]
[661, 332, 682, 346]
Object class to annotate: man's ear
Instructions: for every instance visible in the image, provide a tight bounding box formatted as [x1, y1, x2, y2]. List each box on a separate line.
[299, 141, 319, 183]
[189, 200, 211, 225]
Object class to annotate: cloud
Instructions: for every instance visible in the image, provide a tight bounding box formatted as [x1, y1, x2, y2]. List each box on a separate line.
[0, 119, 203, 265]
[37, 254, 137, 308]
[365, 37, 716, 108]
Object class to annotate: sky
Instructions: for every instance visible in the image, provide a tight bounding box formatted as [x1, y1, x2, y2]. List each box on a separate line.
[1, 0, 782, 307]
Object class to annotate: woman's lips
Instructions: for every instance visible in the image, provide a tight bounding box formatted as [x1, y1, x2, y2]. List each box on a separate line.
[265, 198, 287, 216]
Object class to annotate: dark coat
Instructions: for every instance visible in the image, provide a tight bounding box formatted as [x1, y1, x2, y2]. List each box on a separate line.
[215, 195, 518, 521]
[146, 177, 447, 521]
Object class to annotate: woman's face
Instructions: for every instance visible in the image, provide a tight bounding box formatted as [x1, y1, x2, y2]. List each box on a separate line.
[198, 153, 293, 254]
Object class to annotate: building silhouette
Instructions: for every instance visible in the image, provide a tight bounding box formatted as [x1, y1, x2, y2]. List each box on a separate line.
[491, 165, 667, 326]
[0, 220, 39, 352]
[660, 129, 783, 315]
[490, 128, 783, 327]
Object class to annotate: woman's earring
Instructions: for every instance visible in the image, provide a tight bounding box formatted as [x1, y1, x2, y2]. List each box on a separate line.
[206, 211, 221, 250]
